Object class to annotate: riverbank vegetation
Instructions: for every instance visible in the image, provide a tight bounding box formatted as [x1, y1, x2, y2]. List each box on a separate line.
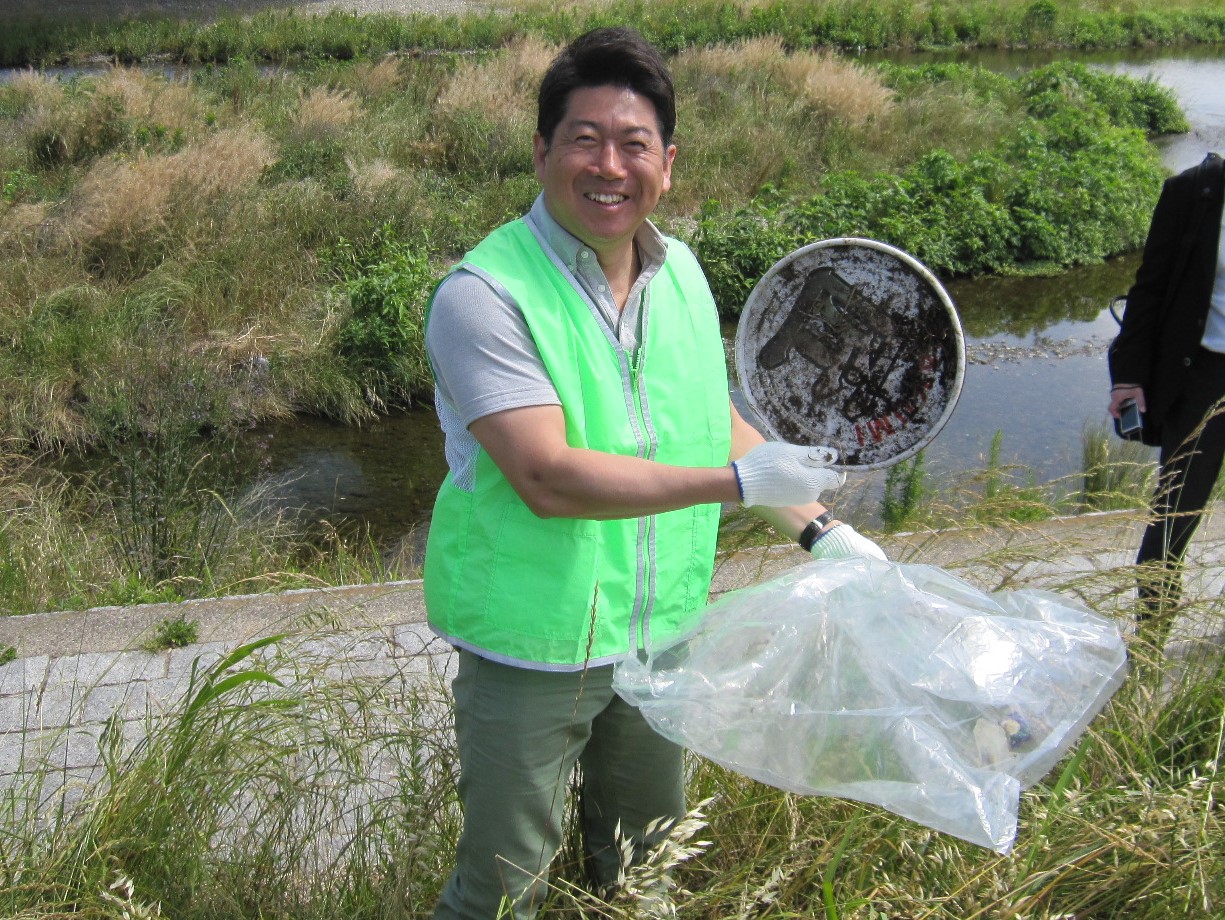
[0, 45, 1181, 439]
[3, 0, 1225, 68]
[0, 0, 1210, 611]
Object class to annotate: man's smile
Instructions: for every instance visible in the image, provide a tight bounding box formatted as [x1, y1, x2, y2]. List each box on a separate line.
[586, 192, 628, 204]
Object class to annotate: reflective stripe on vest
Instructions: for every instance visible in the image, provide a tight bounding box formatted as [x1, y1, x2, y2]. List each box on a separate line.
[423, 219, 731, 669]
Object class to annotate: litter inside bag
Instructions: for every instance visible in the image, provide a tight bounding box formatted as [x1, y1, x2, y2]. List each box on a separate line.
[612, 558, 1128, 853]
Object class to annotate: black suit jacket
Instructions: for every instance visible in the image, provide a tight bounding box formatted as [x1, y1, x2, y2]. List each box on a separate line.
[1109, 153, 1225, 446]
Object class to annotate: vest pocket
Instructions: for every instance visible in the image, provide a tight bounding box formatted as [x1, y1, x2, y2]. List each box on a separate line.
[482, 507, 602, 655]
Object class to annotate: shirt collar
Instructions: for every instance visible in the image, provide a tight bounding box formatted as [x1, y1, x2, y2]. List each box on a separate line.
[527, 194, 668, 278]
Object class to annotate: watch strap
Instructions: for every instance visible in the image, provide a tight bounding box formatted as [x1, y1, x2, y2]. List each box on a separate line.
[798, 511, 836, 552]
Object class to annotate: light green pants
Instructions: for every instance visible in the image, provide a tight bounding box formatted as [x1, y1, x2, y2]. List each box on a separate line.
[433, 651, 686, 920]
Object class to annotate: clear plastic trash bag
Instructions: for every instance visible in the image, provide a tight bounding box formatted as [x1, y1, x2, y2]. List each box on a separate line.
[613, 557, 1128, 853]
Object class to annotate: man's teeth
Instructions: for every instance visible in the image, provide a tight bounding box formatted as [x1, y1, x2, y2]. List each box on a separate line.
[587, 193, 626, 204]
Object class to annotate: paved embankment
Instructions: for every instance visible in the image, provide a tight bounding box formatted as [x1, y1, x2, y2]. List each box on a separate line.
[1, 506, 1221, 809]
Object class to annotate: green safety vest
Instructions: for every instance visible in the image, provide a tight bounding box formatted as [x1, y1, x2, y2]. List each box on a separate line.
[423, 219, 731, 669]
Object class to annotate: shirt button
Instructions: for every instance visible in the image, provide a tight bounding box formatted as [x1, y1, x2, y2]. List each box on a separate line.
[598, 284, 607, 293]
[579, 250, 590, 260]
[1184, 356, 1193, 367]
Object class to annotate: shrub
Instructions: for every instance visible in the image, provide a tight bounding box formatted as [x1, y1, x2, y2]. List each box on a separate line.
[1019, 60, 1189, 135]
[333, 224, 440, 409]
[691, 65, 1165, 314]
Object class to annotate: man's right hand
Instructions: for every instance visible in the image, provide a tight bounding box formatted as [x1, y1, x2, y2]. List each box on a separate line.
[731, 442, 845, 507]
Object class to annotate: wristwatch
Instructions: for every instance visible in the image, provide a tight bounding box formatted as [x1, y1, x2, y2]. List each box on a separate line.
[798, 511, 836, 552]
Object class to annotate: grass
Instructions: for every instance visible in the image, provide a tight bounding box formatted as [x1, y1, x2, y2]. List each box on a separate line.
[1, 515, 1221, 918]
[143, 615, 200, 650]
[3, 0, 1225, 68]
[0, 631, 463, 918]
[0, 5, 1219, 912]
[0, 441, 410, 616]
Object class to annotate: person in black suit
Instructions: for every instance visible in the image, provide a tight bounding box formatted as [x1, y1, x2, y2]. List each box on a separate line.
[1109, 151, 1225, 628]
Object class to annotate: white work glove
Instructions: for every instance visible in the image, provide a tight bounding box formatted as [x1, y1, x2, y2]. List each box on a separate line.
[808, 523, 887, 561]
[731, 442, 845, 508]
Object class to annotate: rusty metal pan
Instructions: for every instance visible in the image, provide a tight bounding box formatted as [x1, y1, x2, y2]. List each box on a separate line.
[735, 238, 965, 470]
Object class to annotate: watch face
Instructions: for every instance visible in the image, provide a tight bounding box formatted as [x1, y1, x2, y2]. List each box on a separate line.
[735, 238, 965, 470]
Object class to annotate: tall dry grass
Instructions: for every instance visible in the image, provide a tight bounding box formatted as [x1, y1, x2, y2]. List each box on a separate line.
[4, 68, 65, 111]
[436, 36, 555, 124]
[682, 37, 896, 128]
[350, 54, 408, 101]
[0, 444, 97, 614]
[93, 66, 203, 138]
[667, 39, 898, 211]
[429, 36, 555, 178]
[59, 125, 274, 274]
[293, 85, 359, 132]
[6, 67, 201, 170]
[67, 123, 273, 234]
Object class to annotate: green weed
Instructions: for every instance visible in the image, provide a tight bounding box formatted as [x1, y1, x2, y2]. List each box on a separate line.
[880, 451, 928, 531]
[1079, 420, 1157, 512]
[144, 615, 200, 651]
[693, 60, 1168, 313]
[331, 223, 440, 410]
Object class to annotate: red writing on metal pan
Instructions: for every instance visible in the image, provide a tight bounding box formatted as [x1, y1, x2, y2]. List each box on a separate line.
[735, 238, 965, 470]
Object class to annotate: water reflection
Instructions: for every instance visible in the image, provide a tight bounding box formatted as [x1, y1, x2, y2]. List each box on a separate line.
[253, 410, 447, 544]
[949, 253, 1140, 340]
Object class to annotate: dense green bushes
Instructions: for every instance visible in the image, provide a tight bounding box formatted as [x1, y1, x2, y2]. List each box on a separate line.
[693, 60, 1171, 312]
[331, 224, 437, 408]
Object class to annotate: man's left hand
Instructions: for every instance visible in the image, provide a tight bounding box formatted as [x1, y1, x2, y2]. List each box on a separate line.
[809, 524, 887, 561]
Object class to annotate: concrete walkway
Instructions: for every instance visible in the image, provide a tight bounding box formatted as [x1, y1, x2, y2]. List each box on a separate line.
[1, 506, 1222, 810]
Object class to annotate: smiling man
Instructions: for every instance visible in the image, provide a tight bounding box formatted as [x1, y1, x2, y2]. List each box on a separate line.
[423, 27, 884, 920]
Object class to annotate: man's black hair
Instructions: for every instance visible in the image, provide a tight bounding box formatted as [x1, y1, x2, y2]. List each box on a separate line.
[537, 26, 676, 149]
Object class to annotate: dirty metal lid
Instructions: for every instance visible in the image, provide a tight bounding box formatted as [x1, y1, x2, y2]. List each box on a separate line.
[735, 238, 965, 470]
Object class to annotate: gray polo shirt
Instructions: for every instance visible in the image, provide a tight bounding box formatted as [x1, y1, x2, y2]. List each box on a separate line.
[425, 194, 670, 490]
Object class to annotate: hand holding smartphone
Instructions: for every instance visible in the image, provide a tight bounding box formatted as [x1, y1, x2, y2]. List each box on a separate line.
[1114, 398, 1143, 440]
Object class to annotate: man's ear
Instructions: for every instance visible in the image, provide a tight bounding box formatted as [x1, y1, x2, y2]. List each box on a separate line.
[533, 132, 548, 182]
[662, 143, 677, 194]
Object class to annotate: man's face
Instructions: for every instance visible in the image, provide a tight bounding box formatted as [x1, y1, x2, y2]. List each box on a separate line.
[534, 84, 676, 265]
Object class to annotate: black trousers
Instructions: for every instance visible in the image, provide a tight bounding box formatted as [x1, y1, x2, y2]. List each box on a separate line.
[1137, 347, 1225, 606]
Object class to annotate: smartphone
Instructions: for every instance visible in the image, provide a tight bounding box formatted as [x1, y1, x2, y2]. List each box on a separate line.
[1115, 398, 1143, 440]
